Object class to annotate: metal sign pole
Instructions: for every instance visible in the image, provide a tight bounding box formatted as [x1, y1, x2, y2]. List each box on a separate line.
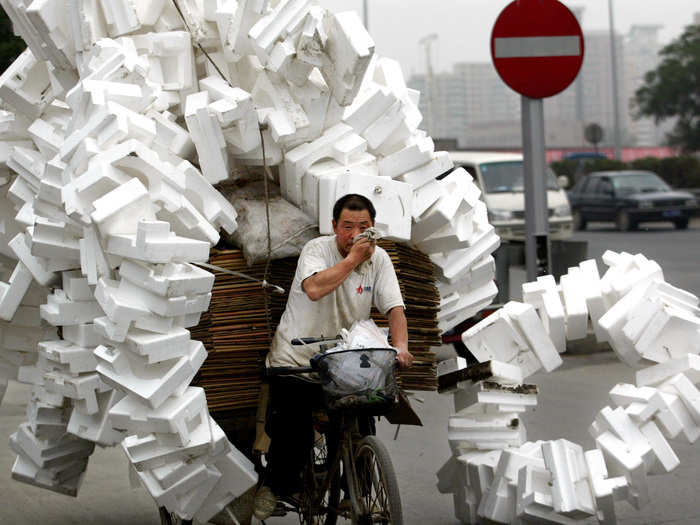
[521, 96, 550, 281]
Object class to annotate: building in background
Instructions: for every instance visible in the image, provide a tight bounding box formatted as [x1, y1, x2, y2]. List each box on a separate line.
[407, 9, 681, 150]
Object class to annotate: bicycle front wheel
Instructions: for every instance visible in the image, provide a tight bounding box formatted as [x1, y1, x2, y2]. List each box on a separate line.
[350, 436, 403, 525]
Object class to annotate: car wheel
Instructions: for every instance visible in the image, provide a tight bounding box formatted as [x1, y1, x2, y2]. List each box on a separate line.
[615, 210, 634, 232]
[572, 211, 586, 231]
[674, 218, 689, 230]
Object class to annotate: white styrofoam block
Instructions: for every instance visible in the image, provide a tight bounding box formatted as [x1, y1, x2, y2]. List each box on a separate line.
[454, 381, 538, 416]
[116, 278, 211, 318]
[503, 301, 563, 373]
[43, 371, 109, 415]
[592, 407, 654, 472]
[184, 91, 230, 185]
[560, 270, 588, 341]
[124, 326, 192, 364]
[38, 340, 98, 375]
[448, 413, 526, 454]
[95, 340, 207, 409]
[430, 230, 500, 284]
[11, 422, 94, 469]
[584, 448, 628, 525]
[578, 259, 607, 342]
[40, 289, 105, 326]
[11, 453, 86, 497]
[122, 416, 228, 471]
[106, 221, 211, 264]
[594, 431, 648, 510]
[90, 178, 157, 237]
[397, 150, 453, 188]
[659, 373, 700, 425]
[635, 304, 700, 363]
[318, 10, 374, 106]
[598, 280, 656, 367]
[636, 354, 700, 388]
[377, 136, 434, 179]
[411, 169, 471, 242]
[67, 389, 126, 446]
[334, 172, 412, 241]
[638, 420, 680, 475]
[62, 323, 103, 348]
[8, 233, 59, 287]
[541, 439, 595, 518]
[462, 309, 542, 378]
[0, 49, 54, 118]
[650, 390, 700, 443]
[110, 386, 207, 446]
[0, 261, 34, 321]
[194, 448, 258, 523]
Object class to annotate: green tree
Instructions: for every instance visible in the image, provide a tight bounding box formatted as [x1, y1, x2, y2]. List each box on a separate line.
[0, 8, 26, 74]
[633, 24, 700, 153]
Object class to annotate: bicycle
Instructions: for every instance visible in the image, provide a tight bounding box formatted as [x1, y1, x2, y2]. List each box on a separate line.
[264, 338, 405, 525]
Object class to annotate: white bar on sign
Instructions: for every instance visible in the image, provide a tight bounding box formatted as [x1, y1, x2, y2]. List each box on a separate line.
[494, 36, 581, 58]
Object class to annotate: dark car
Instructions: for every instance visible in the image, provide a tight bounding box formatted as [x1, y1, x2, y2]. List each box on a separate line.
[568, 170, 698, 231]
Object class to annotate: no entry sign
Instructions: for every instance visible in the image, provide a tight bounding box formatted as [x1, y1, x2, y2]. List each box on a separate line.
[491, 0, 584, 99]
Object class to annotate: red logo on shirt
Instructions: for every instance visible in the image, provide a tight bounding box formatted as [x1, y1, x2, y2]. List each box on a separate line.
[356, 285, 364, 295]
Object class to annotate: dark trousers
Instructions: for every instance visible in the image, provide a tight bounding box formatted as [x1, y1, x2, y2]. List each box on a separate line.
[265, 376, 377, 496]
[265, 376, 323, 495]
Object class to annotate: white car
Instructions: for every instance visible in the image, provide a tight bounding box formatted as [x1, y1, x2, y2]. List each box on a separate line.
[447, 151, 573, 241]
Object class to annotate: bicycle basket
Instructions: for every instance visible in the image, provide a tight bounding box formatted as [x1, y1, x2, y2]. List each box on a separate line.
[314, 348, 399, 414]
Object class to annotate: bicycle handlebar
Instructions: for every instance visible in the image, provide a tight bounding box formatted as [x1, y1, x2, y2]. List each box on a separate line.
[266, 365, 314, 376]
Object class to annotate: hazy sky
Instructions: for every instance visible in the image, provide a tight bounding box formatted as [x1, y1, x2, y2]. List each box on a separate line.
[322, 0, 700, 77]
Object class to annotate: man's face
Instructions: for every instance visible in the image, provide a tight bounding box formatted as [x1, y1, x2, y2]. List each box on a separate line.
[333, 208, 374, 257]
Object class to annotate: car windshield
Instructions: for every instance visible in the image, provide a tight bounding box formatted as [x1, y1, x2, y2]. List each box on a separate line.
[479, 161, 560, 193]
[611, 172, 670, 194]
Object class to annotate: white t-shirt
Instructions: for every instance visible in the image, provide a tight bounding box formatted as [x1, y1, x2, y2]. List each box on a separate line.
[266, 235, 405, 368]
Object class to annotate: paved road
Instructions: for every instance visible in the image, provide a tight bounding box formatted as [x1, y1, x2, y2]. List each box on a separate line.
[1, 220, 698, 525]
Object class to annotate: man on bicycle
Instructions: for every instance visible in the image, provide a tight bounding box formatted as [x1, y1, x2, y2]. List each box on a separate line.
[255, 193, 413, 519]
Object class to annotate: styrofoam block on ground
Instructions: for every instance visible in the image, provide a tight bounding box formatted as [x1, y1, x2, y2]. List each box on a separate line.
[106, 220, 211, 263]
[516, 464, 579, 525]
[40, 289, 105, 326]
[638, 420, 680, 475]
[67, 389, 126, 446]
[122, 416, 228, 471]
[584, 448, 628, 525]
[610, 383, 657, 409]
[478, 447, 542, 523]
[540, 439, 595, 519]
[95, 340, 207, 409]
[334, 172, 412, 241]
[8, 233, 58, 287]
[90, 178, 157, 237]
[636, 354, 700, 388]
[504, 301, 563, 372]
[110, 387, 207, 446]
[124, 326, 192, 364]
[0, 261, 33, 321]
[38, 340, 97, 375]
[11, 454, 86, 497]
[594, 431, 648, 510]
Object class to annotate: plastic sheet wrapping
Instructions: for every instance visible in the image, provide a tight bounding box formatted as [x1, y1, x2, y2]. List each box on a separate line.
[220, 180, 319, 266]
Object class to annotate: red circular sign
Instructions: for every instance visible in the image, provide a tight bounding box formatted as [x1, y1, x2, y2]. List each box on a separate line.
[491, 0, 584, 99]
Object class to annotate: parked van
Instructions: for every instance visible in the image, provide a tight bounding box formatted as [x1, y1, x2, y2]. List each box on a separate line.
[447, 151, 573, 241]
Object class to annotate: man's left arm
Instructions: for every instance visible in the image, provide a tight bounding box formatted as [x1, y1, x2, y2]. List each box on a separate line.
[388, 306, 413, 368]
